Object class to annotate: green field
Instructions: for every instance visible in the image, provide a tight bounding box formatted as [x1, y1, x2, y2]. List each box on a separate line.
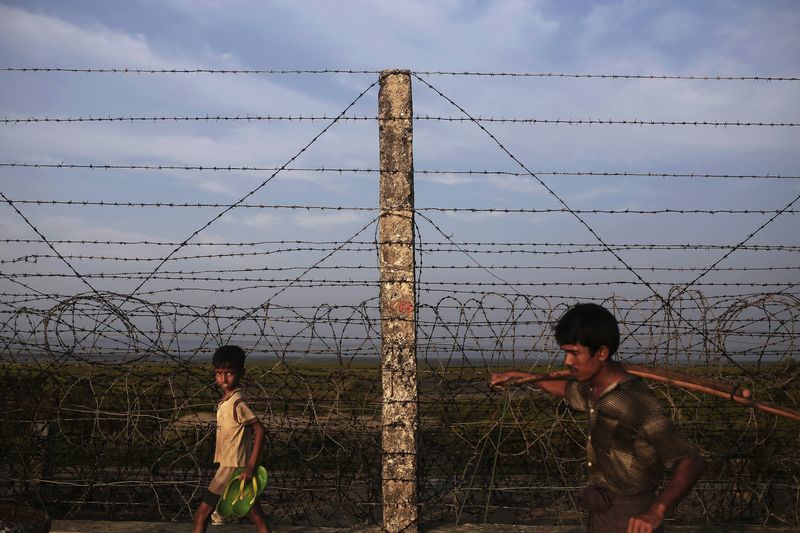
[1, 359, 798, 526]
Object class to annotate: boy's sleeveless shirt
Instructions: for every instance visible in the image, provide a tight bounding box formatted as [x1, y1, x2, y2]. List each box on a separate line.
[214, 389, 257, 466]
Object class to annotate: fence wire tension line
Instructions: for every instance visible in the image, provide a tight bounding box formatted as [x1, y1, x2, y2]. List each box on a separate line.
[1, 68, 799, 531]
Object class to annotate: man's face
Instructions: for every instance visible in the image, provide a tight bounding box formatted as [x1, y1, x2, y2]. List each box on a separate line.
[561, 343, 605, 382]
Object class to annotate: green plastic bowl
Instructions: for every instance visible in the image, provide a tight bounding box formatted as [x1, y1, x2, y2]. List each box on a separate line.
[216, 466, 268, 518]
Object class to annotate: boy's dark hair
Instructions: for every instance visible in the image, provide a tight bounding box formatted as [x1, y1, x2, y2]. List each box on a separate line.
[554, 303, 620, 357]
[212, 345, 247, 370]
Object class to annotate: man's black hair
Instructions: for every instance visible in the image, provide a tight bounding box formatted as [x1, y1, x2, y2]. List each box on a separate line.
[554, 303, 620, 357]
[212, 345, 247, 370]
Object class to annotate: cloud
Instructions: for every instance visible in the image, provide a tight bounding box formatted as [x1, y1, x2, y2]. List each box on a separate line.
[418, 172, 476, 186]
[1, 0, 798, 309]
[439, 210, 509, 223]
[150, 0, 559, 71]
[0, 3, 359, 117]
[10, 213, 161, 244]
[292, 211, 366, 229]
[238, 212, 278, 231]
[0, 207, 41, 243]
[569, 184, 628, 206]
[0, 124, 261, 165]
[0, 4, 165, 67]
[487, 175, 543, 194]
[0, 2, 382, 202]
[230, 211, 370, 237]
[0, 120, 373, 195]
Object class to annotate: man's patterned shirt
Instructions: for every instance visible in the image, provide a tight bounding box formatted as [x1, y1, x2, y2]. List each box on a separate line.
[565, 376, 698, 496]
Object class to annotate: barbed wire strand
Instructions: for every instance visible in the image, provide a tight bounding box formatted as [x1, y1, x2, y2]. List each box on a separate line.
[411, 73, 796, 373]
[2, 67, 798, 80]
[3, 163, 797, 180]
[3, 114, 796, 127]
[127, 78, 380, 299]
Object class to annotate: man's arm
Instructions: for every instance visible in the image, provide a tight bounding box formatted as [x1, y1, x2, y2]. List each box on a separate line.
[490, 370, 568, 398]
[627, 453, 705, 533]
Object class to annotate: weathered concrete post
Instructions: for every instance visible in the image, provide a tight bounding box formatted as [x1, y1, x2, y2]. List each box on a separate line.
[378, 69, 418, 532]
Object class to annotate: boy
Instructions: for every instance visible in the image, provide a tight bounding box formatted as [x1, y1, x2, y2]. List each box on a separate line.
[491, 303, 704, 533]
[193, 345, 270, 533]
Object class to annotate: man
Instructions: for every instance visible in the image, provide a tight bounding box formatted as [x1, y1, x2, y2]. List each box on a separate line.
[491, 303, 704, 533]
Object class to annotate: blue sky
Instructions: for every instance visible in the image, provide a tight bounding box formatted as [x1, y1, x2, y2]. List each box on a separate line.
[0, 1, 798, 357]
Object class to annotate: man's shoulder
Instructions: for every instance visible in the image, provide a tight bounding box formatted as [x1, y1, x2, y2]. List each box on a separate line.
[613, 376, 659, 402]
[564, 379, 590, 410]
[600, 377, 660, 418]
[566, 379, 589, 394]
[618, 374, 647, 391]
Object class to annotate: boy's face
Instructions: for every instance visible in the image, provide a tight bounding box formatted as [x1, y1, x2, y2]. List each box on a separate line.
[214, 366, 243, 393]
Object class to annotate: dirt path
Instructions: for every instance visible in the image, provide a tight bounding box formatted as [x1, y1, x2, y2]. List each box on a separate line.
[49, 520, 798, 533]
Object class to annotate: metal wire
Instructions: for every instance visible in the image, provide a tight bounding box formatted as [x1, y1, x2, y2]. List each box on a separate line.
[1, 68, 798, 528]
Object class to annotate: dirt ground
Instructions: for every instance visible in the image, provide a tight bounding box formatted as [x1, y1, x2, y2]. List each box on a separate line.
[49, 522, 579, 533]
[48, 520, 799, 533]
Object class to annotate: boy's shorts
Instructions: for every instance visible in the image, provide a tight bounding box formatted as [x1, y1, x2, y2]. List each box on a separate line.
[202, 465, 240, 507]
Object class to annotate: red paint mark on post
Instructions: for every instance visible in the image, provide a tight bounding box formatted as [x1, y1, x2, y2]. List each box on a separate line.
[396, 300, 414, 314]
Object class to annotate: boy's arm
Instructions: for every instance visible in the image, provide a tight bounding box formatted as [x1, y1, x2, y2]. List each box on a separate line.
[490, 370, 568, 398]
[241, 418, 266, 482]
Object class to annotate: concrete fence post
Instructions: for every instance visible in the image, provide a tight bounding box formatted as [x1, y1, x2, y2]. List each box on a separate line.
[378, 69, 418, 533]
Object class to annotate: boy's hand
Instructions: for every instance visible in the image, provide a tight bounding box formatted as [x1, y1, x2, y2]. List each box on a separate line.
[241, 465, 255, 483]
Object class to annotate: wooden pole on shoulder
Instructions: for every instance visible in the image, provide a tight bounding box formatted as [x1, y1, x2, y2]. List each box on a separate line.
[499, 364, 800, 422]
[378, 69, 418, 532]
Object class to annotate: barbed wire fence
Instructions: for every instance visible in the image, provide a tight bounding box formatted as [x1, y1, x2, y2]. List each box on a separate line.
[1, 68, 798, 528]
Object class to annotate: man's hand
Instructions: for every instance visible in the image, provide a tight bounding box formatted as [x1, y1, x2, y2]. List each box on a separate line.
[490, 370, 569, 397]
[241, 465, 254, 483]
[627, 454, 703, 532]
[490, 371, 524, 389]
[627, 507, 664, 532]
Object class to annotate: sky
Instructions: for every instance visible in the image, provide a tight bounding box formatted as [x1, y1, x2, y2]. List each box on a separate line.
[1, 0, 799, 361]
